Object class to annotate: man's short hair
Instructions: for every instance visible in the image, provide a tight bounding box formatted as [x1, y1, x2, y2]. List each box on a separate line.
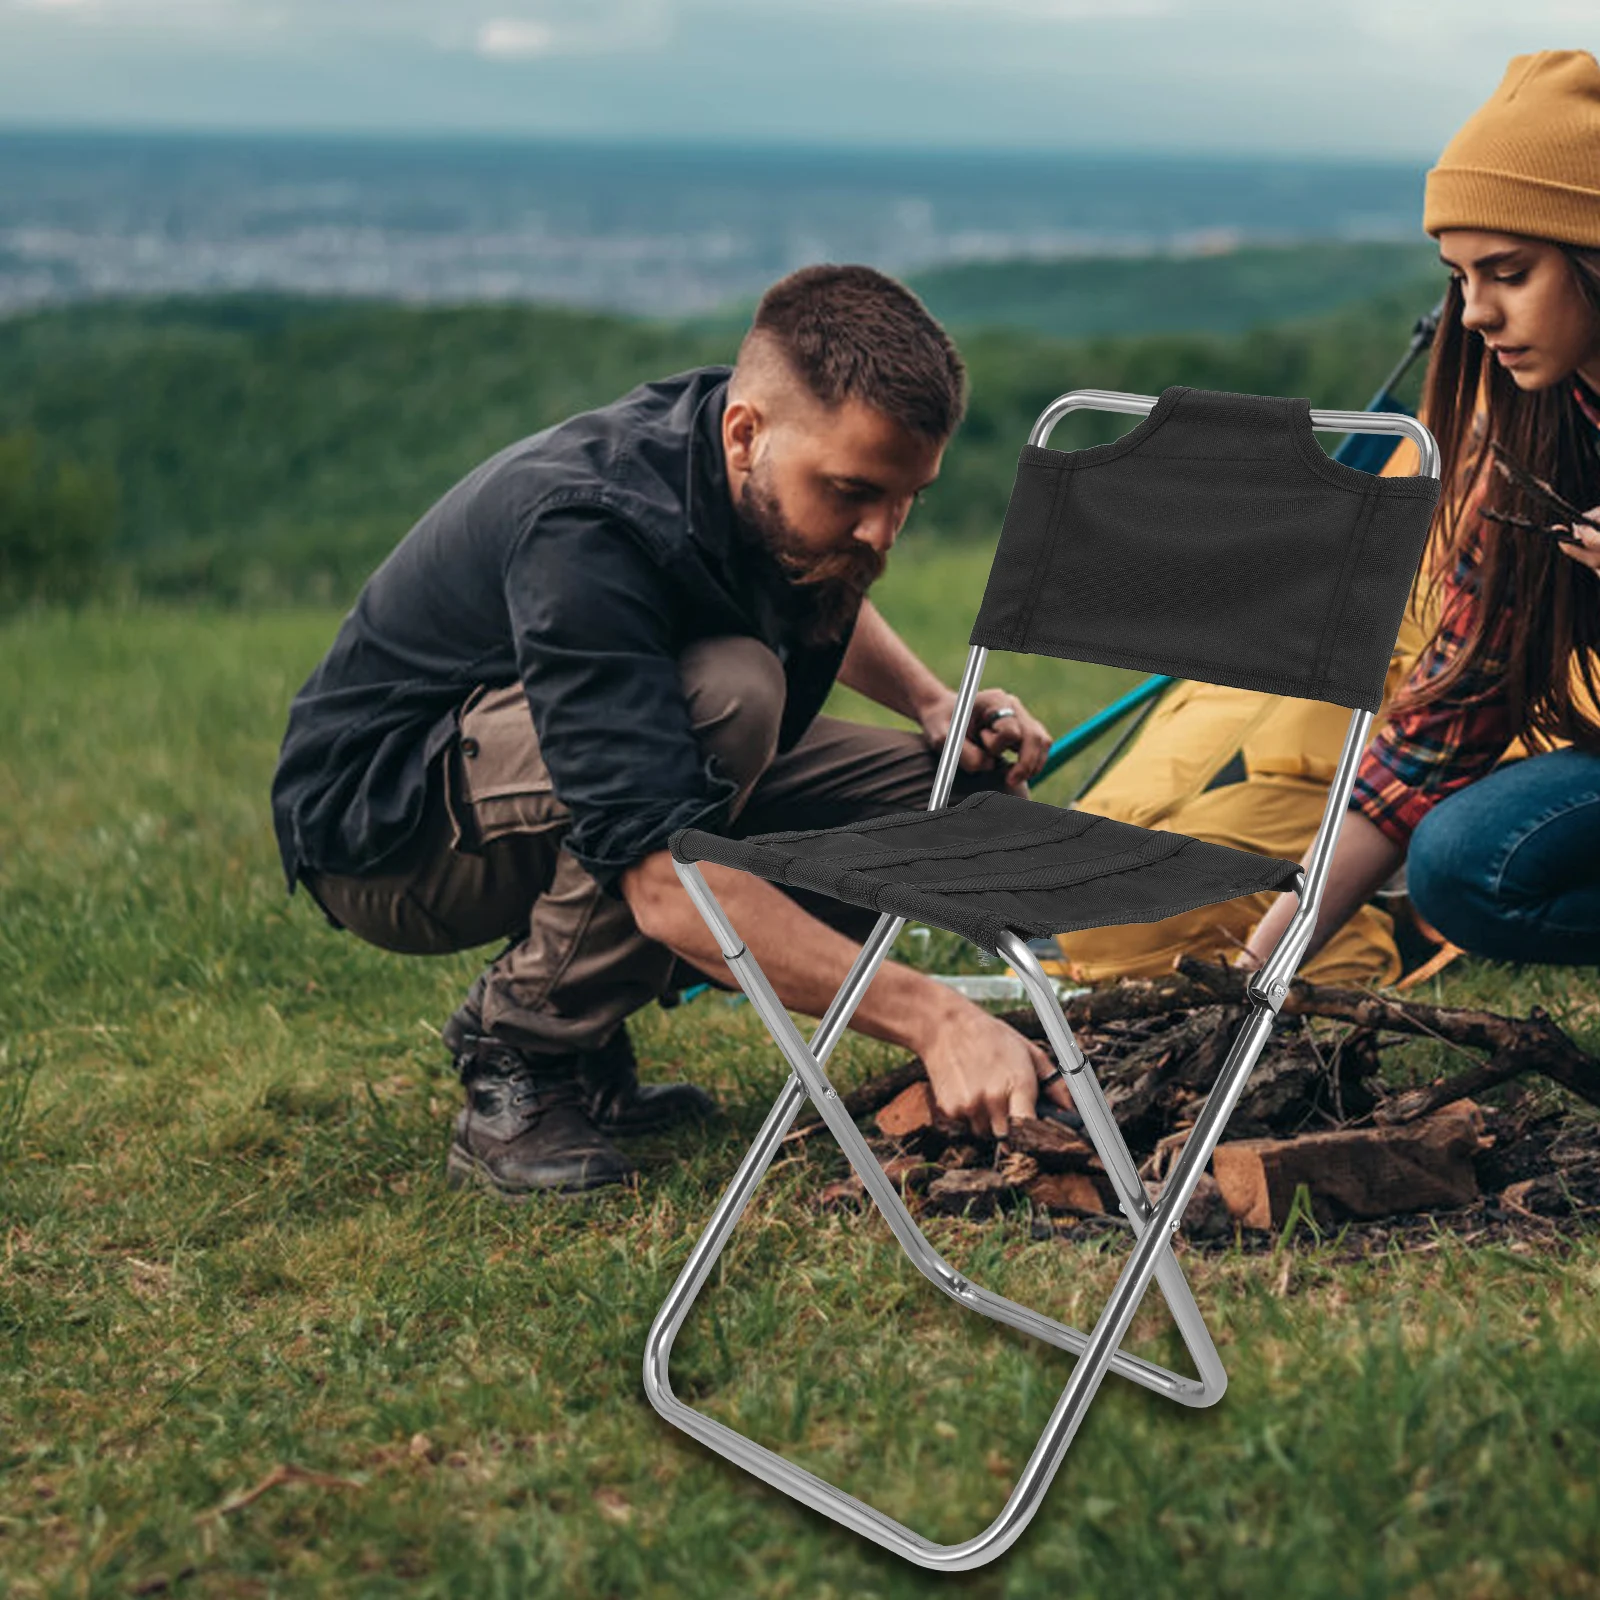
[742, 264, 968, 441]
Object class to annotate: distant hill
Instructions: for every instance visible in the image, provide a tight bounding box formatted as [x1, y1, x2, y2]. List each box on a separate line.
[0, 297, 732, 600]
[908, 241, 1441, 339]
[0, 258, 1444, 603]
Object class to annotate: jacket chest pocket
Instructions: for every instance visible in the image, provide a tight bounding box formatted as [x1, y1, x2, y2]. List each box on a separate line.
[449, 683, 568, 849]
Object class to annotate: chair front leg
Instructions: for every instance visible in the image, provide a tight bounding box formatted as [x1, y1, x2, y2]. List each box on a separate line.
[996, 929, 1229, 1402]
[659, 864, 1222, 1401]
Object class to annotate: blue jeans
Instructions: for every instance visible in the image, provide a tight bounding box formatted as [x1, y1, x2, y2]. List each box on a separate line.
[1407, 748, 1600, 966]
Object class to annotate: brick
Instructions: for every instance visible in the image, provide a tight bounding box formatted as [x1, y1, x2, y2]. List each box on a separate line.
[876, 1082, 939, 1138]
[1212, 1102, 1483, 1230]
[1024, 1172, 1106, 1215]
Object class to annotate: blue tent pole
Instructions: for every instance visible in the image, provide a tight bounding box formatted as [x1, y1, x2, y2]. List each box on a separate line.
[1329, 296, 1443, 473]
[1034, 673, 1173, 783]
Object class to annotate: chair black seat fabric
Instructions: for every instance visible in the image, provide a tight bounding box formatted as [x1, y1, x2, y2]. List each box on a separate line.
[670, 789, 1301, 955]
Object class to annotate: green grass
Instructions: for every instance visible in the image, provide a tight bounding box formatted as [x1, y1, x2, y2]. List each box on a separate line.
[3, 551, 1599, 1597]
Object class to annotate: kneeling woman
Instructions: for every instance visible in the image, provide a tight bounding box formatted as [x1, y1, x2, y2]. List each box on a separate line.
[1248, 50, 1600, 974]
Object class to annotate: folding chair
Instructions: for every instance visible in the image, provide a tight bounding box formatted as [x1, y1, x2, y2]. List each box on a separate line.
[644, 384, 1440, 1571]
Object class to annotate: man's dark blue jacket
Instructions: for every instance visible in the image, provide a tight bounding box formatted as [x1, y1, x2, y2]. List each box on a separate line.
[271, 366, 851, 901]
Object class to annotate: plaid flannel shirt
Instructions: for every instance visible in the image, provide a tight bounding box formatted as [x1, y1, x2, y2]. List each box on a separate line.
[1351, 376, 1600, 847]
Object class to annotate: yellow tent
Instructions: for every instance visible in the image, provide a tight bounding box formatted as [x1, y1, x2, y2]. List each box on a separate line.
[1052, 435, 1591, 986]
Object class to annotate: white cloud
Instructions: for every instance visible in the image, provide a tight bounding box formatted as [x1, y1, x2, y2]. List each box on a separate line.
[863, 0, 1595, 27]
[8, 0, 1594, 28]
[460, 2, 672, 59]
[476, 16, 555, 57]
[874, 0, 1174, 16]
[2, 0, 1592, 149]
[3, 0, 672, 53]
[1343, 0, 1600, 45]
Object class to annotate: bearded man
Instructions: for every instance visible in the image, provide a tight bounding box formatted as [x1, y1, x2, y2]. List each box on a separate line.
[271, 264, 1065, 1198]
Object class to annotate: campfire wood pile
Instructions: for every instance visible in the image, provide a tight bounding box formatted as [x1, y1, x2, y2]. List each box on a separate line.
[800, 957, 1600, 1239]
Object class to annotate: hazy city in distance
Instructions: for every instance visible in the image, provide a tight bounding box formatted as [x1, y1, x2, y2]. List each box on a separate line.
[0, 130, 1431, 318]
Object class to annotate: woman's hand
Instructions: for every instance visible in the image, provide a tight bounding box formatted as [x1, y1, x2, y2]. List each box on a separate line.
[1558, 505, 1600, 576]
[918, 687, 1052, 791]
[1237, 812, 1405, 974]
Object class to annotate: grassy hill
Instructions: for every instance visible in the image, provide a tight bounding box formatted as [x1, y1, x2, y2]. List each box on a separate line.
[910, 241, 1441, 340]
[0, 298, 731, 602]
[0, 252, 1446, 604]
[5, 247, 1598, 1599]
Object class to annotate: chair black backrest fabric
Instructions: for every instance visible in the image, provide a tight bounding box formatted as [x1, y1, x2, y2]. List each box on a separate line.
[968, 385, 1442, 712]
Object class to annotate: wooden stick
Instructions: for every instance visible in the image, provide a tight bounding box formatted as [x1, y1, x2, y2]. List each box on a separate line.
[1374, 1052, 1531, 1125]
[1176, 956, 1600, 1111]
[198, 1462, 363, 1521]
[1394, 943, 1466, 992]
[789, 954, 1600, 1144]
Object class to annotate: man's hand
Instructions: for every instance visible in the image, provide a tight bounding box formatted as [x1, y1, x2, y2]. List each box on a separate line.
[917, 686, 1052, 792]
[626, 853, 1072, 1138]
[835, 603, 1051, 793]
[916, 1004, 1073, 1139]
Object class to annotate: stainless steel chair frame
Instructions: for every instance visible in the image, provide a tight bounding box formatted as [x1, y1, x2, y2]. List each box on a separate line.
[643, 391, 1439, 1572]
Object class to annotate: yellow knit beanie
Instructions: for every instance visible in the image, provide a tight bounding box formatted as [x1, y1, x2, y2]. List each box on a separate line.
[1424, 50, 1600, 248]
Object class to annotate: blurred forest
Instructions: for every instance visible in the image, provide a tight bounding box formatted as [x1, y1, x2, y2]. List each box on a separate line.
[910, 241, 1437, 339]
[0, 243, 1443, 608]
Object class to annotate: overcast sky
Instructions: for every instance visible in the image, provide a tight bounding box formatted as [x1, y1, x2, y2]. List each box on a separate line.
[2, 0, 1594, 156]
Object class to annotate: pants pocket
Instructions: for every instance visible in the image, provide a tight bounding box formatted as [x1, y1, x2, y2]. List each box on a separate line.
[451, 683, 569, 849]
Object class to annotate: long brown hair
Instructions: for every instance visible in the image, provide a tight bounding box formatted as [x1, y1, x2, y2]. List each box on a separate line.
[1388, 246, 1600, 752]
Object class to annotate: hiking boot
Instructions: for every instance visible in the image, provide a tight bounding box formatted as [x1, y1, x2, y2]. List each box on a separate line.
[446, 1041, 634, 1198]
[580, 1024, 716, 1137]
[442, 999, 715, 1139]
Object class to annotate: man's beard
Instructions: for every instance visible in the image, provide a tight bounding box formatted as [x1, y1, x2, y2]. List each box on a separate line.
[737, 461, 887, 645]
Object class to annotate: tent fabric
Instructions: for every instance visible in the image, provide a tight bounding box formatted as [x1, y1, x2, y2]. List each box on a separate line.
[969, 386, 1440, 712]
[1048, 428, 1443, 987]
[1055, 682, 1407, 986]
[670, 788, 1301, 955]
